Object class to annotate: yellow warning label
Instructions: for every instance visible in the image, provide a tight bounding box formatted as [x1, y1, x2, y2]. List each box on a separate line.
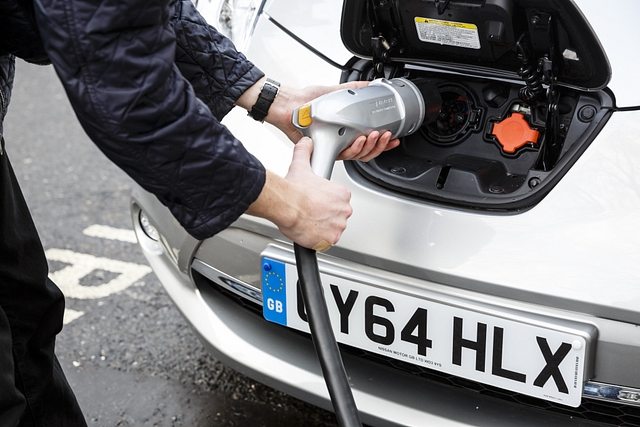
[414, 17, 481, 49]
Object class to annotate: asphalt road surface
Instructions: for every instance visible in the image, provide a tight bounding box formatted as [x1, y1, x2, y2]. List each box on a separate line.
[5, 59, 338, 427]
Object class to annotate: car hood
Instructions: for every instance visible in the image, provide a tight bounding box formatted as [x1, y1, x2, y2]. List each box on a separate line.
[263, 0, 353, 66]
[341, 0, 610, 91]
[265, 0, 639, 107]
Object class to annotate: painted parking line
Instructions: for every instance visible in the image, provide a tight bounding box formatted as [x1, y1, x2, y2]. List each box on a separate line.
[49, 226, 153, 324]
[47, 248, 152, 300]
[82, 224, 137, 243]
[63, 309, 85, 325]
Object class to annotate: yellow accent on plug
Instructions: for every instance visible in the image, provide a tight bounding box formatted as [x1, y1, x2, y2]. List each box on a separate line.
[298, 105, 313, 127]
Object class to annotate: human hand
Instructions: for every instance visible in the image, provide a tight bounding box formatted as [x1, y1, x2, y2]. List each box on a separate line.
[280, 137, 353, 248]
[335, 130, 399, 162]
[245, 137, 352, 250]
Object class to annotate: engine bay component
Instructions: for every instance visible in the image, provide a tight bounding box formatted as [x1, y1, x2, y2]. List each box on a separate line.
[491, 113, 540, 154]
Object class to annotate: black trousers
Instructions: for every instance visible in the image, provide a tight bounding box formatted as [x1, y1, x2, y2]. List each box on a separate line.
[0, 137, 86, 427]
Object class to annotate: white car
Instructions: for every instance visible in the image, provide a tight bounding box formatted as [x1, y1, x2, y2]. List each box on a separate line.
[131, 0, 640, 425]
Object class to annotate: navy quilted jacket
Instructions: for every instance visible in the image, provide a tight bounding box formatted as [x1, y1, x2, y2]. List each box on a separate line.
[0, 0, 266, 240]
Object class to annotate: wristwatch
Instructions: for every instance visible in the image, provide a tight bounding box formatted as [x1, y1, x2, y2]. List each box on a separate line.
[249, 78, 280, 122]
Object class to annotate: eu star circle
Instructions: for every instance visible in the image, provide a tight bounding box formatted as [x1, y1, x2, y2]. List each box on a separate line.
[264, 271, 284, 293]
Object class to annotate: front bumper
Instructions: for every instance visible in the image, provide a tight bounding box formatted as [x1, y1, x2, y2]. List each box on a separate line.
[131, 186, 629, 427]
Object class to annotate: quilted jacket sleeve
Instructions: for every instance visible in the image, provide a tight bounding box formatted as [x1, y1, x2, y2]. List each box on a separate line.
[32, 0, 266, 240]
[171, 0, 254, 121]
[0, 0, 50, 64]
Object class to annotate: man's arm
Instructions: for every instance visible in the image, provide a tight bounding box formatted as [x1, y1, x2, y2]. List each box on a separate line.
[33, 0, 396, 248]
[33, 0, 266, 241]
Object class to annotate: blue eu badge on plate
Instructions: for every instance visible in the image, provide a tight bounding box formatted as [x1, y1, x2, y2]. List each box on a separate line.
[262, 258, 287, 326]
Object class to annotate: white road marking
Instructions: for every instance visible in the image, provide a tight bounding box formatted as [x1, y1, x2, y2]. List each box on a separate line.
[63, 308, 85, 325]
[47, 248, 152, 300]
[82, 224, 137, 243]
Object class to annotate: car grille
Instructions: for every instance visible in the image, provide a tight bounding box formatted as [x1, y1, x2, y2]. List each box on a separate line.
[194, 271, 640, 426]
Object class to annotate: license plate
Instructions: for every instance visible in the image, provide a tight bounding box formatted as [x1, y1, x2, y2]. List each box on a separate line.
[261, 256, 591, 407]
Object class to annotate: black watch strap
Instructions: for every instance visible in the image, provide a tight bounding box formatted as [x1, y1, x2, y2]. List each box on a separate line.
[249, 78, 280, 122]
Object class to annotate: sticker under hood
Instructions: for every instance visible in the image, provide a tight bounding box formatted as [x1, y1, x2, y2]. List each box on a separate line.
[341, 0, 610, 91]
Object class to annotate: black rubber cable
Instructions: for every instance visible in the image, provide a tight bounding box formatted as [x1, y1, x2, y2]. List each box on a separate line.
[294, 243, 363, 427]
[609, 105, 640, 112]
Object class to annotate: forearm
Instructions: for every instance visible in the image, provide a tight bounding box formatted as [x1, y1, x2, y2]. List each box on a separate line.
[33, 0, 266, 240]
[244, 170, 298, 230]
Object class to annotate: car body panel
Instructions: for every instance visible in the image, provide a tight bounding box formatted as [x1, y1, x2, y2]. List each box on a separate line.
[237, 9, 640, 324]
[130, 196, 636, 424]
[262, 0, 353, 66]
[130, 192, 607, 426]
[190, 222, 640, 388]
[334, 111, 640, 323]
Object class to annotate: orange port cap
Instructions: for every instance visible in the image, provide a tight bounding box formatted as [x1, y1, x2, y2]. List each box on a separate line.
[491, 113, 539, 154]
